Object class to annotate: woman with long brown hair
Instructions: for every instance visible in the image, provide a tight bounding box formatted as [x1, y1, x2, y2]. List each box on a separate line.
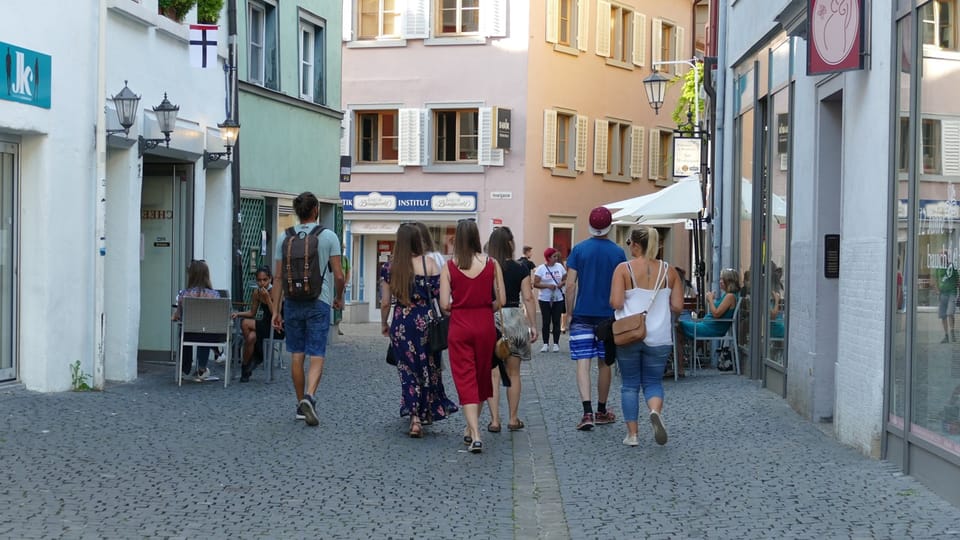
[440, 220, 505, 453]
[380, 223, 458, 437]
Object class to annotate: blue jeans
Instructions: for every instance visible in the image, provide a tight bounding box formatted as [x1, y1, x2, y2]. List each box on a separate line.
[618, 342, 672, 422]
[283, 299, 331, 357]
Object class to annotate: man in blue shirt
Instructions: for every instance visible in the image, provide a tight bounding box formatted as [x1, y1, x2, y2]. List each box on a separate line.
[564, 207, 626, 431]
[271, 192, 345, 426]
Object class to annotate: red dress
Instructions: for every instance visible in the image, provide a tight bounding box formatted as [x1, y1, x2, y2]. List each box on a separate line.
[447, 258, 496, 405]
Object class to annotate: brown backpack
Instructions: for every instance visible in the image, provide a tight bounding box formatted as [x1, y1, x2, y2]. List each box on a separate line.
[281, 226, 330, 300]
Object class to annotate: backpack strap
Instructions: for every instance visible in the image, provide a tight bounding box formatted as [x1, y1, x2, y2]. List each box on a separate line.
[284, 227, 296, 294]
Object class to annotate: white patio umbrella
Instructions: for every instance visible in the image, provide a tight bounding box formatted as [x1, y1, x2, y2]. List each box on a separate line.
[605, 175, 704, 222]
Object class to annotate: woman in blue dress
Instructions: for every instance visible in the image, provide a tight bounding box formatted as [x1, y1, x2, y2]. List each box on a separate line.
[380, 223, 459, 437]
[676, 268, 741, 375]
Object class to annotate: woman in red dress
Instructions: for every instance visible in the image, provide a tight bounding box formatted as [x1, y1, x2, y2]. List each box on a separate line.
[439, 220, 505, 454]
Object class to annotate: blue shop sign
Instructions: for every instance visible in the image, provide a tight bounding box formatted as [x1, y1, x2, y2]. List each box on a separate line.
[1, 42, 51, 109]
[341, 191, 477, 212]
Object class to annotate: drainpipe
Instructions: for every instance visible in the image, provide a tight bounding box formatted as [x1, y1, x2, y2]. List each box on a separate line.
[228, 0, 242, 300]
[93, 0, 107, 389]
[712, 0, 728, 289]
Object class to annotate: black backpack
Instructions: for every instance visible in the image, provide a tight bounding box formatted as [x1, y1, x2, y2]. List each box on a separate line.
[281, 225, 330, 301]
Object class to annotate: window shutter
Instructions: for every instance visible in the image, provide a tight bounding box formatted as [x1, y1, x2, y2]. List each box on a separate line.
[421, 109, 431, 166]
[491, 148, 505, 166]
[575, 114, 589, 172]
[576, 0, 589, 51]
[398, 108, 422, 166]
[649, 128, 661, 179]
[630, 126, 644, 179]
[483, 0, 507, 37]
[404, 0, 429, 39]
[479, 107, 494, 166]
[633, 13, 646, 67]
[546, 0, 559, 44]
[651, 18, 663, 66]
[943, 120, 960, 176]
[674, 26, 685, 75]
[340, 110, 352, 157]
[594, 119, 609, 174]
[595, 1, 611, 57]
[543, 109, 558, 168]
[342, 0, 352, 41]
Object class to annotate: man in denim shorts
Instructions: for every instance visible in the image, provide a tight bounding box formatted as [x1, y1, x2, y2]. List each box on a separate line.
[563, 207, 626, 431]
[271, 192, 345, 426]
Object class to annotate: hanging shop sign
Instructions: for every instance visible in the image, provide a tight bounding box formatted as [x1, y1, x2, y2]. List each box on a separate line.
[341, 191, 478, 213]
[672, 137, 702, 177]
[494, 107, 511, 150]
[807, 0, 864, 75]
[1, 42, 52, 109]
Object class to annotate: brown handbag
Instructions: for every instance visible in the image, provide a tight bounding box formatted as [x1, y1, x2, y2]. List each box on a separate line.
[611, 261, 665, 346]
[494, 264, 512, 360]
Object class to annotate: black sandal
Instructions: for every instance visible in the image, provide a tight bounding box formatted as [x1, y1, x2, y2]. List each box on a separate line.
[469, 440, 483, 453]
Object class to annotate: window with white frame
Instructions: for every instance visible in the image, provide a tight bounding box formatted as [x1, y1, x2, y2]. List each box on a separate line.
[435, 109, 479, 163]
[922, 0, 957, 50]
[593, 119, 634, 180]
[357, 111, 399, 164]
[299, 17, 326, 104]
[359, 0, 402, 40]
[652, 18, 685, 75]
[543, 110, 588, 173]
[545, 0, 588, 52]
[647, 128, 673, 181]
[248, 0, 279, 89]
[437, 0, 480, 36]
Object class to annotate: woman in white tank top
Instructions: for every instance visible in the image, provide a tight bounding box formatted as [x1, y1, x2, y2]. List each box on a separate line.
[609, 227, 683, 447]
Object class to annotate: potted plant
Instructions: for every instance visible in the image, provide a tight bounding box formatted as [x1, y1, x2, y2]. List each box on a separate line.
[197, 0, 224, 24]
[158, 0, 196, 22]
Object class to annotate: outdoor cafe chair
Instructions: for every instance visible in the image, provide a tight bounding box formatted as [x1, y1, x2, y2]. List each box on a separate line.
[176, 296, 232, 387]
[690, 295, 742, 376]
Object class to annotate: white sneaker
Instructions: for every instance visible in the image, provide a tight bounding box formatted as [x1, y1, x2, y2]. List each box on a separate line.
[650, 410, 668, 445]
[622, 434, 639, 447]
[551, 344, 560, 352]
[540, 344, 549, 353]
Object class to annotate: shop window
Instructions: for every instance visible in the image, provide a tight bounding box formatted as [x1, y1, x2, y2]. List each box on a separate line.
[922, 0, 957, 50]
[358, 0, 402, 40]
[298, 17, 325, 105]
[434, 109, 479, 163]
[248, 0, 279, 90]
[357, 111, 399, 164]
[437, 0, 480, 36]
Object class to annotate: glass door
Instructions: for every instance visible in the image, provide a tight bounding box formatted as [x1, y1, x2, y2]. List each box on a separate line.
[0, 142, 16, 381]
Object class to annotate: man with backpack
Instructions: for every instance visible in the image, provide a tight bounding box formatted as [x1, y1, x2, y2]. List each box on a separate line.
[271, 192, 345, 427]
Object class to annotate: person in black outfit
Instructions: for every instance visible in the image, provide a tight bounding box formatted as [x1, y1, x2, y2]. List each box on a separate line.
[518, 245, 537, 275]
[232, 266, 283, 382]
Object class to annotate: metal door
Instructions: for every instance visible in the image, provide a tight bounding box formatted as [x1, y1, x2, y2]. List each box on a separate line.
[0, 142, 17, 381]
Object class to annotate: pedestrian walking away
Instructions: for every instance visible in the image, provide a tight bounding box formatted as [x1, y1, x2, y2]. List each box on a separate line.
[534, 247, 566, 352]
[440, 219, 505, 454]
[483, 226, 539, 433]
[610, 227, 683, 446]
[564, 206, 626, 430]
[271, 192, 345, 427]
[380, 223, 459, 438]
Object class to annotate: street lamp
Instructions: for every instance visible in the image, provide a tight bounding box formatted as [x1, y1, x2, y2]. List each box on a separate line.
[138, 92, 180, 156]
[107, 81, 140, 136]
[203, 118, 241, 168]
[642, 70, 671, 116]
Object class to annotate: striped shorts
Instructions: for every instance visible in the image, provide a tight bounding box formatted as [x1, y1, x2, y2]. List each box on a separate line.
[569, 316, 609, 361]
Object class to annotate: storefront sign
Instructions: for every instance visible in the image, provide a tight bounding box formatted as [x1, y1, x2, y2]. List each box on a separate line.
[490, 191, 512, 199]
[341, 191, 477, 213]
[807, 0, 864, 75]
[1, 42, 52, 109]
[339, 155, 351, 183]
[672, 137, 701, 177]
[495, 108, 511, 150]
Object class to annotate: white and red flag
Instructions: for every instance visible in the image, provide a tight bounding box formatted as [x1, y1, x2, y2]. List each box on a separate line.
[189, 24, 219, 68]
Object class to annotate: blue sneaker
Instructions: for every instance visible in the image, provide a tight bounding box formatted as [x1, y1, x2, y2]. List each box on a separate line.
[295, 404, 306, 421]
[299, 396, 319, 426]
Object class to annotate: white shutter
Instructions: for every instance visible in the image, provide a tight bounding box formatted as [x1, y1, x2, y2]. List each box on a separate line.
[543, 109, 558, 168]
[576, 0, 589, 51]
[483, 0, 507, 37]
[421, 109, 431, 166]
[340, 110, 352, 157]
[491, 148, 505, 166]
[479, 107, 493, 166]
[943, 120, 960, 176]
[342, 0, 353, 41]
[404, 0, 429, 39]
[674, 26, 685, 75]
[594, 119, 609, 174]
[630, 126, 644, 179]
[652, 18, 663, 67]
[398, 108, 422, 166]
[649, 128, 661, 179]
[546, 0, 559, 44]
[595, 1, 611, 57]
[633, 13, 646, 67]
[575, 114, 589, 171]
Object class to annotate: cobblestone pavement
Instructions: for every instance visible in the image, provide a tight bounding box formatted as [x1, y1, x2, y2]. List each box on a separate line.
[2, 323, 960, 539]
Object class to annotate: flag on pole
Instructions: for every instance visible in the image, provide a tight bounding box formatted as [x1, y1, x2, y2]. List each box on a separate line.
[189, 24, 219, 68]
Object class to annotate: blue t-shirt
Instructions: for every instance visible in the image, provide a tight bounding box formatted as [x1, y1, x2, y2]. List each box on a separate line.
[566, 237, 627, 318]
[274, 224, 341, 305]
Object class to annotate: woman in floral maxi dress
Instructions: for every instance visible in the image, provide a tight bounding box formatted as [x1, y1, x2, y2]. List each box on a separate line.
[380, 223, 459, 437]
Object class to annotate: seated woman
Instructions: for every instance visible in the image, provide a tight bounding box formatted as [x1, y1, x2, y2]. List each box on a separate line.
[675, 268, 741, 376]
[231, 266, 282, 383]
[171, 260, 222, 382]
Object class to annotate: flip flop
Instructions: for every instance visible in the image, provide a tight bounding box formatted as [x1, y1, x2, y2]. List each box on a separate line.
[487, 422, 502, 433]
[508, 420, 525, 431]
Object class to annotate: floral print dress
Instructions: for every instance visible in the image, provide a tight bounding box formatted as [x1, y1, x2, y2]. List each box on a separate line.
[381, 263, 459, 423]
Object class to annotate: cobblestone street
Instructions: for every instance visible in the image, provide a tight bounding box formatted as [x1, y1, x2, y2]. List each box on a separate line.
[2, 323, 960, 539]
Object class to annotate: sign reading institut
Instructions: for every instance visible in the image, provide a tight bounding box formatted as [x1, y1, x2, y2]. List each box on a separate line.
[341, 191, 478, 213]
[1, 42, 51, 109]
